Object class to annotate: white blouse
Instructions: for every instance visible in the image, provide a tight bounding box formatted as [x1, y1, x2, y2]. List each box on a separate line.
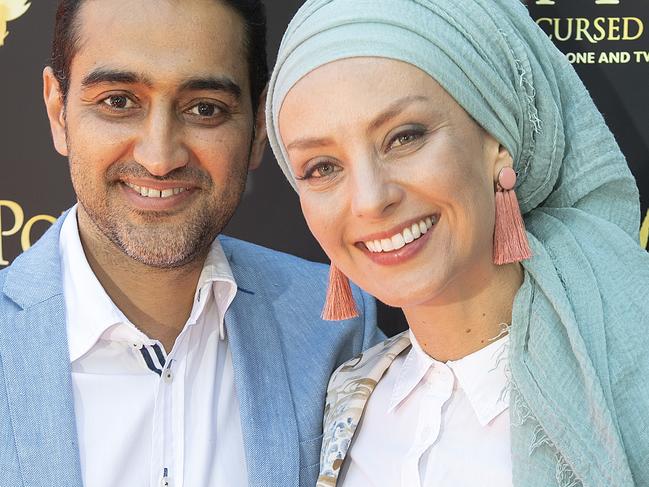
[339, 330, 512, 487]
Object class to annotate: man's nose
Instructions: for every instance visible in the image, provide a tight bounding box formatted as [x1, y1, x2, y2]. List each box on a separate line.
[133, 107, 189, 176]
[350, 158, 403, 219]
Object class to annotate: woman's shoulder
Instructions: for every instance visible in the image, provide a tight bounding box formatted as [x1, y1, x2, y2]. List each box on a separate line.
[318, 331, 411, 486]
[328, 330, 411, 392]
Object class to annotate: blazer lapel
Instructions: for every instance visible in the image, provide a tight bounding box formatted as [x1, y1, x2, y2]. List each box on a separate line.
[0, 218, 83, 487]
[317, 332, 411, 487]
[224, 253, 300, 487]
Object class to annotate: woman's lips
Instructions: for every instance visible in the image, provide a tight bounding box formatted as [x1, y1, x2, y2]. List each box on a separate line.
[356, 215, 438, 266]
[362, 215, 437, 252]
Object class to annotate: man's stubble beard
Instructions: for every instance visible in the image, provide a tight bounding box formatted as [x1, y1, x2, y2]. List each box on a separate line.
[69, 154, 249, 269]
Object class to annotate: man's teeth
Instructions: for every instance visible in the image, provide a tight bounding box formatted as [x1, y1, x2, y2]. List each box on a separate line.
[365, 216, 436, 253]
[125, 182, 188, 198]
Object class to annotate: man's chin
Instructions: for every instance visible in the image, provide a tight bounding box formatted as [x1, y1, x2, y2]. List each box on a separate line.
[79, 197, 234, 268]
[115, 236, 212, 269]
[103, 218, 218, 269]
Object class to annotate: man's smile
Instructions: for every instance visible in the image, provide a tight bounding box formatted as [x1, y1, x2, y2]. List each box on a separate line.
[124, 181, 190, 198]
[119, 179, 198, 211]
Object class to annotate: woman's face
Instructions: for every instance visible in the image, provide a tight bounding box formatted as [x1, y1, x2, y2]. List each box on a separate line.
[279, 57, 511, 308]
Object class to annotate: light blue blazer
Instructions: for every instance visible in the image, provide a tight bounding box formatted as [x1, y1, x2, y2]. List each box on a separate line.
[0, 214, 382, 487]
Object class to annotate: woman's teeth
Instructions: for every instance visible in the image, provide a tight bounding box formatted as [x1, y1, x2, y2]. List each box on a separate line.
[125, 182, 188, 198]
[365, 216, 436, 253]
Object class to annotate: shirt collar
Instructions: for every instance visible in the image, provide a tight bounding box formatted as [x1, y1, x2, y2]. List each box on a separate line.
[389, 329, 510, 426]
[187, 237, 237, 339]
[60, 206, 132, 362]
[389, 330, 437, 412]
[60, 205, 237, 362]
[447, 333, 510, 426]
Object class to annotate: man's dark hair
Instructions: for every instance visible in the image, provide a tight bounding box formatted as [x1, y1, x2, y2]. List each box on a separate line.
[51, 0, 268, 113]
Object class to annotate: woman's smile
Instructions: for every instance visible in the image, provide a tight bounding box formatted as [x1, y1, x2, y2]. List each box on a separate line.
[355, 214, 439, 265]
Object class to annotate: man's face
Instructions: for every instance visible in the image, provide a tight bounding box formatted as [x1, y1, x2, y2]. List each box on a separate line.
[44, 0, 265, 267]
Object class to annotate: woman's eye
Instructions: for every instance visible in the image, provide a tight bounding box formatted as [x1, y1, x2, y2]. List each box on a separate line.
[396, 133, 418, 145]
[189, 102, 221, 117]
[102, 95, 134, 110]
[299, 161, 341, 181]
[390, 131, 421, 149]
[314, 163, 336, 178]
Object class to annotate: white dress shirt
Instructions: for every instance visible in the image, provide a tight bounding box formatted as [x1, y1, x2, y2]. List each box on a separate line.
[340, 330, 511, 487]
[59, 207, 247, 487]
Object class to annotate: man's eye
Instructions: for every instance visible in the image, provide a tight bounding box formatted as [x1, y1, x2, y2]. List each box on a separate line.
[102, 95, 134, 110]
[189, 102, 221, 117]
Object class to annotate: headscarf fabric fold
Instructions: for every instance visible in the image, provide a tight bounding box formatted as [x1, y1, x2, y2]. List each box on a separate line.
[266, 1, 649, 485]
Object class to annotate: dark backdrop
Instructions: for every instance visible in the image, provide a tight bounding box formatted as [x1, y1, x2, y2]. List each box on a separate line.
[1, 0, 647, 336]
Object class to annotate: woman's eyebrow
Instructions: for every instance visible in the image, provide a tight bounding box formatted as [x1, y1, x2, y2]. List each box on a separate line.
[366, 95, 430, 133]
[285, 95, 432, 152]
[286, 136, 336, 152]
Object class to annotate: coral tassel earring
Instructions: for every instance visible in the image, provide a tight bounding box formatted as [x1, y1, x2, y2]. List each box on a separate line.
[493, 167, 532, 265]
[322, 264, 359, 321]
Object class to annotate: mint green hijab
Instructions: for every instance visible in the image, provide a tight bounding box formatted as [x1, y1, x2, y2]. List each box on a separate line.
[266, 1, 649, 485]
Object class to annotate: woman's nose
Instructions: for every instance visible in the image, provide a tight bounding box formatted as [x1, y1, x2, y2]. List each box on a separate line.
[350, 159, 403, 219]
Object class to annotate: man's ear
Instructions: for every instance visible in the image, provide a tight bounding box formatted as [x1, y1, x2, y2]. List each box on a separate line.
[248, 85, 268, 171]
[43, 66, 69, 157]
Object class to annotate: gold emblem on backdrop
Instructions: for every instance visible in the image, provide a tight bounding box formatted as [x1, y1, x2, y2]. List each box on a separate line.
[0, 200, 56, 266]
[641, 209, 649, 250]
[0, 0, 30, 47]
[532, 0, 649, 65]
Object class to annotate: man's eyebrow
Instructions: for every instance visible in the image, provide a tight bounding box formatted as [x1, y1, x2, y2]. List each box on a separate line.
[367, 95, 430, 133]
[179, 77, 242, 100]
[285, 95, 430, 152]
[81, 69, 152, 88]
[80, 71, 242, 101]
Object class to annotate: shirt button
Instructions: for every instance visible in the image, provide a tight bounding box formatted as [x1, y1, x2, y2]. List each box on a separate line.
[131, 343, 143, 350]
[163, 369, 173, 383]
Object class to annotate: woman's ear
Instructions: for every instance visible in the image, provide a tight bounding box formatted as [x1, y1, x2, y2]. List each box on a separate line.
[43, 66, 69, 157]
[492, 144, 514, 182]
